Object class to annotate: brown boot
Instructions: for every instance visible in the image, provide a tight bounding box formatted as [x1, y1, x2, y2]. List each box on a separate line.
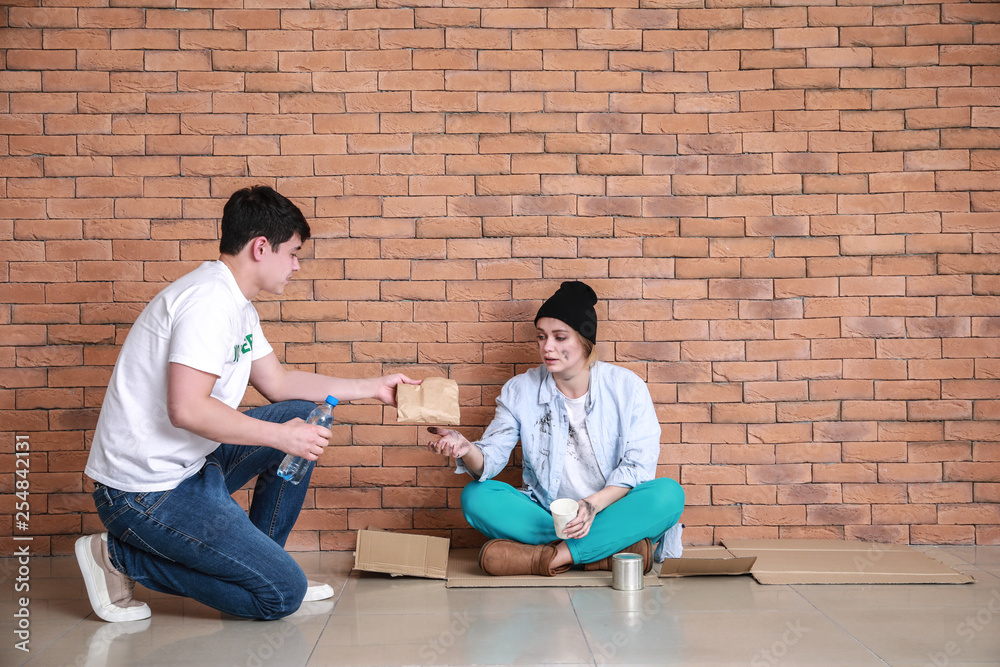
[583, 538, 653, 574]
[478, 539, 572, 576]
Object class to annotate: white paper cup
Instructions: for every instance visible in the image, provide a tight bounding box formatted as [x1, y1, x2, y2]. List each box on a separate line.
[549, 498, 579, 539]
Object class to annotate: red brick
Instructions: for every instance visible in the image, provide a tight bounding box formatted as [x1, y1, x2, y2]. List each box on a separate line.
[909, 525, 975, 546]
[910, 483, 974, 504]
[809, 6, 872, 27]
[548, 8, 608, 28]
[872, 504, 937, 526]
[678, 419, 746, 445]
[945, 462, 1000, 483]
[808, 504, 871, 525]
[712, 485, 776, 506]
[939, 504, 1000, 525]
[9, 7, 78, 28]
[712, 403, 775, 426]
[712, 320, 773, 342]
[681, 465, 746, 486]
[842, 484, 907, 504]
[743, 7, 806, 28]
[675, 8, 741, 30]
[744, 505, 807, 526]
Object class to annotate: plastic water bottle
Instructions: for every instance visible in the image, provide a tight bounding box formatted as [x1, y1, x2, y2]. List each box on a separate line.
[277, 395, 338, 484]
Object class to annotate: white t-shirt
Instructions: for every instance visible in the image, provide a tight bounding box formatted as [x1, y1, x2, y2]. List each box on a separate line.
[86, 261, 273, 492]
[556, 392, 606, 501]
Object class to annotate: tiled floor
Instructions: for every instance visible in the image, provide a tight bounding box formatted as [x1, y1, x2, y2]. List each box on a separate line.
[1, 545, 999, 666]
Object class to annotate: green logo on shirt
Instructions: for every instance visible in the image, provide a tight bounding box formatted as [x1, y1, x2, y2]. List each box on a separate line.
[232, 334, 253, 363]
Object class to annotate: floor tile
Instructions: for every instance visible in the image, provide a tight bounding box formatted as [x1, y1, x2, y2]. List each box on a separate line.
[0, 607, 90, 667]
[576, 608, 884, 665]
[940, 545, 1000, 568]
[792, 574, 1000, 612]
[334, 575, 573, 616]
[313, 609, 593, 666]
[823, 606, 1000, 664]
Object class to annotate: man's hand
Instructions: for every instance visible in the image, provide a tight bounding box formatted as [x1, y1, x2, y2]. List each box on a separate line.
[373, 373, 421, 406]
[281, 418, 332, 461]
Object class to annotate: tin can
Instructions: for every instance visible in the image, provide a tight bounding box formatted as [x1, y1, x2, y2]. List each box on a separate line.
[611, 553, 644, 591]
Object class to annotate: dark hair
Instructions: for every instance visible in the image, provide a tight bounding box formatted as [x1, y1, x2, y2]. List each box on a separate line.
[219, 186, 310, 255]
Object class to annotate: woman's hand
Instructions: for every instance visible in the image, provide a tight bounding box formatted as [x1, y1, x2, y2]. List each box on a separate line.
[561, 498, 597, 540]
[426, 427, 473, 458]
[559, 486, 630, 541]
[427, 427, 486, 478]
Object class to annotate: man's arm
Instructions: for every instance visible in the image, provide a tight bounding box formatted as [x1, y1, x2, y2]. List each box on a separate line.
[167, 362, 330, 460]
[248, 352, 418, 406]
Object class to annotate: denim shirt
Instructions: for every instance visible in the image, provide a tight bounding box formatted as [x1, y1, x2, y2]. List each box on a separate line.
[456, 361, 662, 508]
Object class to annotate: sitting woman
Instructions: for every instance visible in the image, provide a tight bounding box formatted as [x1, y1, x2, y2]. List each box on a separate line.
[427, 281, 685, 576]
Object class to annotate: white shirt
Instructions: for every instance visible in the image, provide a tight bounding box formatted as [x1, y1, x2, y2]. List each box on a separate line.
[556, 392, 606, 500]
[86, 261, 273, 492]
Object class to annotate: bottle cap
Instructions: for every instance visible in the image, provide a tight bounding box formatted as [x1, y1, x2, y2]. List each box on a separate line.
[325, 395, 339, 406]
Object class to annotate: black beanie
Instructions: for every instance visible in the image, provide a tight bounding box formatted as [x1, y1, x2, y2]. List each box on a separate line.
[534, 281, 598, 344]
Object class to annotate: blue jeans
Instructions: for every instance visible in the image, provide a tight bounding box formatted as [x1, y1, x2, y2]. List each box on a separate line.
[92, 400, 316, 620]
[461, 478, 685, 564]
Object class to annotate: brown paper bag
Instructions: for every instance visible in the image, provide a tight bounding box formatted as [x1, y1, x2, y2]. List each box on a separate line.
[395, 377, 461, 425]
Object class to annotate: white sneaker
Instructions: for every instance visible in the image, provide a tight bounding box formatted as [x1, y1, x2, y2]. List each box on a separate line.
[75, 534, 151, 623]
[303, 580, 334, 602]
[654, 523, 684, 562]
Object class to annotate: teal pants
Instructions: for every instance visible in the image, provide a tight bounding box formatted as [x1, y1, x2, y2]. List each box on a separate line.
[460, 478, 685, 564]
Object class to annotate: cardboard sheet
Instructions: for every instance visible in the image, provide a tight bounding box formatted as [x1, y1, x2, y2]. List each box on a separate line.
[356, 531, 974, 588]
[721, 539, 975, 585]
[445, 548, 661, 588]
[658, 546, 756, 578]
[353, 529, 451, 580]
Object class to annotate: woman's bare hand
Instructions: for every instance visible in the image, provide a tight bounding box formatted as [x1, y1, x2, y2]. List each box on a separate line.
[561, 499, 597, 540]
[426, 427, 472, 458]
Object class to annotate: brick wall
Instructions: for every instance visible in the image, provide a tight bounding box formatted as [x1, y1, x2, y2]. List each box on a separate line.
[2, 1, 999, 557]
